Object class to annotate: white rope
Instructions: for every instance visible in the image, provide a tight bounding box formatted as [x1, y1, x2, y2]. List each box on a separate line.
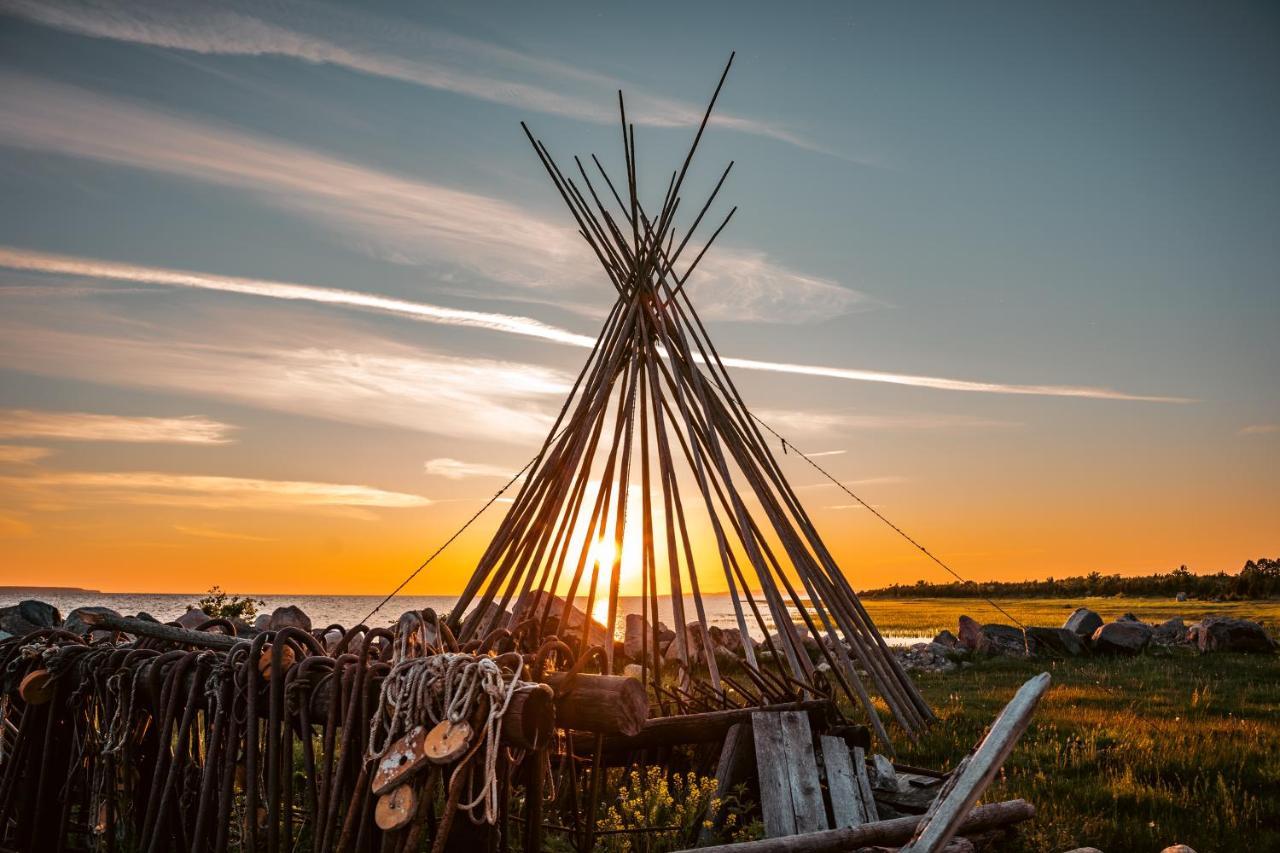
[368, 652, 537, 824]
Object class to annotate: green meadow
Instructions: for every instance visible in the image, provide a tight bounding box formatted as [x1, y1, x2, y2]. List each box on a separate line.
[855, 598, 1280, 852]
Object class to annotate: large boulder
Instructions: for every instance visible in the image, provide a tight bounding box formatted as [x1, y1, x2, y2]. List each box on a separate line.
[1063, 607, 1103, 638]
[1025, 626, 1085, 657]
[957, 616, 1027, 656]
[718, 627, 755, 658]
[63, 606, 122, 640]
[176, 608, 211, 630]
[1091, 620, 1152, 655]
[267, 605, 312, 633]
[512, 591, 608, 648]
[0, 599, 61, 635]
[1152, 616, 1186, 645]
[1187, 617, 1276, 654]
[623, 613, 648, 661]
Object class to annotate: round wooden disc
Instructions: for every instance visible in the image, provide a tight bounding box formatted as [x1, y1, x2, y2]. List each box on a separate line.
[257, 644, 297, 680]
[374, 784, 418, 831]
[424, 719, 473, 764]
[19, 669, 55, 705]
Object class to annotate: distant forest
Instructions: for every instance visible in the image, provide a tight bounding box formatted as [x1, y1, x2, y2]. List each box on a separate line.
[863, 557, 1280, 600]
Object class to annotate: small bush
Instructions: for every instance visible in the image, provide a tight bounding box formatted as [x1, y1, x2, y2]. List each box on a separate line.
[193, 585, 265, 622]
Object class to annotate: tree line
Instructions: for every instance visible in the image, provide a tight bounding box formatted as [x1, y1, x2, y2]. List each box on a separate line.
[862, 557, 1280, 600]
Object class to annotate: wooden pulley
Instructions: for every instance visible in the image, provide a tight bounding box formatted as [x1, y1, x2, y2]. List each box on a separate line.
[424, 718, 473, 765]
[257, 643, 297, 679]
[19, 669, 55, 705]
[372, 725, 431, 796]
[374, 783, 418, 831]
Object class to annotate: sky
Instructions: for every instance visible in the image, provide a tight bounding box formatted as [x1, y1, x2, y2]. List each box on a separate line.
[0, 0, 1276, 596]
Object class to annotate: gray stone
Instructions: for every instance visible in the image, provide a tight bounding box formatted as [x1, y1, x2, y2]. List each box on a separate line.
[176, 608, 210, 630]
[1160, 845, 1197, 853]
[63, 606, 122, 640]
[931, 629, 958, 648]
[1175, 591, 1188, 602]
[1152, 616, 1186, 645]
[253, 613, 272, 631]
[267, 605, 311, 633]
[1026, 626, 1085, 657]
[718, 627, 754, 657]
[1118, 612, 1140, 622]
[1063, 607, 1103, 638]
[0, 599, 61, 636]
[623, 613, 648, 661]
[1188, 617, 1276, 654]
[869, 753, 901, 792]
[1091, 620, 1152, 655]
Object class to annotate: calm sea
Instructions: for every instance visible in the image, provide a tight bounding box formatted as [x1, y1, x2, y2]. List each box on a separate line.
[5, 591, 925, 645]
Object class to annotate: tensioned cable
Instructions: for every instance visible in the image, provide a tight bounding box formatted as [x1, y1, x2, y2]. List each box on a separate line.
[749, 413, 1031, 634]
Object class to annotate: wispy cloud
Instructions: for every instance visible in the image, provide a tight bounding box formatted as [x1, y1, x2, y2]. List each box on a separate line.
[757, 410, 1021, 435]
[0, 408, 235, 444]
[0, 445, 53, 464]
[0, 246, 595, 349]
[798, 476, 909, 490]
[0, 513, 34, 538]
[424, 458, 519, 480]
[174, 524, 275, 541]
[0, 470, 432, 511]
[1, 246, 1190, 402]
[0, 74, 861, 323]
[803, 450, 847, 458]
[0, 0, 826, 153]
[0, 309, 570, 443]
[1239, 424, 1279, 436]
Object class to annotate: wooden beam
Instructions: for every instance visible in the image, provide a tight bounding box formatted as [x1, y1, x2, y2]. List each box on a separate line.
[900, 673, 1050, 853]
[674, 798, 1035, 853]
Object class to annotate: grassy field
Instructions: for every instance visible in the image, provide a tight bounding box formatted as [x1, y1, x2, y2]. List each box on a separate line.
[853, 599, 1279, 852]
[859, 595, 1280, 638]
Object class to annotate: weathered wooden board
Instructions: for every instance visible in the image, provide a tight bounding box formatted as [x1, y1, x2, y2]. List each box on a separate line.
[779, 711, 828, 835]
[752, 712, 796, 837]
[819, 735, 864, 828]
[852, 746, 880, 823]
[698, 722, 756, 845]
[901, 672, 1051, 853]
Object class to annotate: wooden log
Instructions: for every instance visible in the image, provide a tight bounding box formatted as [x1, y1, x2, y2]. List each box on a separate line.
[76, 611, 241, 651]
[543, 672, 647, 736]
[501, 683, 555, 749]
[675, 798, 1035, 853]
[900, 672, 1050, 853]
[586, 699, 835, 753]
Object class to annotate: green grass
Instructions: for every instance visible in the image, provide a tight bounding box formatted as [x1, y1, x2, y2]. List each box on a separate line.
[858, 595, 1280, 638]
[850, 599, 1280, 852]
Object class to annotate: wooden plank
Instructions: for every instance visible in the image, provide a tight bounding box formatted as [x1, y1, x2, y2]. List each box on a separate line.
[698, 722, 755, 845]
[901, 672, 1051, 853]
[777, 711, 827, 834]
[819, 735, 864, 828]
[751, 712, 795, 838]
[851, 746, 879, 823]
[673, 799, 1036, 853]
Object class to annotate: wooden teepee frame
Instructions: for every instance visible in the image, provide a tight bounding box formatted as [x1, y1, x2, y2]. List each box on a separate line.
[448, 54, 933, 745]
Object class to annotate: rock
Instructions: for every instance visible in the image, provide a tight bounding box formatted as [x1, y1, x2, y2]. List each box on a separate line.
[895, 642, 958, 674]
[957, 615, 983, 650]
[623, 613, 648, 661]
[1151, 616, 1185, 645]
[512, 591, 608, 648]
[718, 627, 755, 658]
[1188, 617, 1276, 654]
[322, 629, 344, 655]
[767, 623, 820, 659]
[868, 754, 901, 792]
[622, 663, 643, 680]
[1118, 612, 1140, 622]
[1025, 626, 1085, 657]
[1091, 620, 1152, 655]
[1063, 607, 1103, 638]
[134, 612, 160, 623]
[1060, 848, 1104, 853]
[958, 617, 1027, 656]
[931, 629, 958, 648]
[1175, 591, 1188, 602]
[267, 605, 311, 633]
[1160, 845, 1197, 853]
[176, 608, 211, 630]
[63, 606, 122, 640]
[253, 613, 272, 631]
[0, 599, 61, 636]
